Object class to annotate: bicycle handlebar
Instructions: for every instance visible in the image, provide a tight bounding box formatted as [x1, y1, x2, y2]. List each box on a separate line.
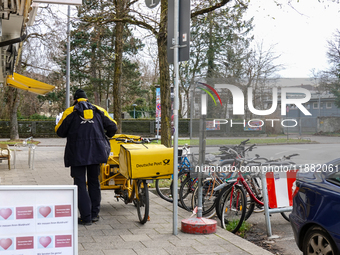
[284, 153, 299, 160]
[141, 137, 158, 143]
[240, 139, 250, 145]
[115, 137, 158, 144]
[244, 144, 256, 152]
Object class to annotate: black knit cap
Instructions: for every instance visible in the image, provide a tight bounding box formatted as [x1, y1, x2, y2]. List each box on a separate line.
[73, 89, 87, 100]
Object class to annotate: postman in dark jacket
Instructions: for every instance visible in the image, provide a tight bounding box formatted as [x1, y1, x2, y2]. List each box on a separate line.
[55, 98, 117, 167]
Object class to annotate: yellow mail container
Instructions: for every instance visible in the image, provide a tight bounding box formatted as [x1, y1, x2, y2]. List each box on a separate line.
[119, 144, 173, 179]
[109, 134, 142, 156]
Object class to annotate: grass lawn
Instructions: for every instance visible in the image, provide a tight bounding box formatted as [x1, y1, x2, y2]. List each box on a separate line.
[0, 140, 40, 146]
[178, 138, 313, 146]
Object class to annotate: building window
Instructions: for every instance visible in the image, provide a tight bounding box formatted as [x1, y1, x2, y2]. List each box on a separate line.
[313, 102, 319, 109]
[303, 103, 310, 109]
[326, 102, 332, 109]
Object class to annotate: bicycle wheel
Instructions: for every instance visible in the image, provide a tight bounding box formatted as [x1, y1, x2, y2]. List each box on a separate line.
[220, 185, 247, 233]
[179, 177, 198, 212]
[173, 171, 190, 206]
[244, 175, 262, 221]
[136, 180, 149, 224]
[215, 182, 234, 220]
[155, 177, 173, 202]
[155, 172, 188, 203]
[192, 179, 218, 218]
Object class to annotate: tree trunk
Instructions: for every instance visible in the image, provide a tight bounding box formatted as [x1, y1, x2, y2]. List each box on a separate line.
[158, 0, 171, 147]
[8, 87, 20, 140]
[113, 0, 124, 134]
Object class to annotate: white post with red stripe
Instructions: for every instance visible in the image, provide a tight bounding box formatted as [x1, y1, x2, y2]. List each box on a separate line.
[260, 166, 298, 237]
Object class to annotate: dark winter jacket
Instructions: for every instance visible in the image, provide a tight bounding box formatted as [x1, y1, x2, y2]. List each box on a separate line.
[55, 98, 117, 167]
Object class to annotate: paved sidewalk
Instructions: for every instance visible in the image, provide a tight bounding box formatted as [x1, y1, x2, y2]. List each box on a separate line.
[0, 138, 273, 255]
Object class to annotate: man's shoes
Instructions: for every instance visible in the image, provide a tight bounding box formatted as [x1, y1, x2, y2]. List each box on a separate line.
[92, 216, 100, 222]
[78, 218, 92, 226]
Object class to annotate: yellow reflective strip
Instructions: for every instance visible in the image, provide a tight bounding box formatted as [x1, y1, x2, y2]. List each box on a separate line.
[94, 104, 117, 124]
[55, 106, 74, 132]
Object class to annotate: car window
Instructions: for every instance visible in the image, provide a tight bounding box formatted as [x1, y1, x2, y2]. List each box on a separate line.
[327, 171, 340, 186]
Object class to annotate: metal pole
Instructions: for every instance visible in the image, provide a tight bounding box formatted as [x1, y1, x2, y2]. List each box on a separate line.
[28, 146, 31, 168]
[318, 94, 321, 117]
[261, 168, 272, 237]
[32, 145, 35, 170]
[66, 5, 71, 109]
[172, 0, 179, 235]
[298, 110, 301, 137]
[190, 89, 194, 140]
[197, 92, 207, 218]
[13, 144, 17, 169]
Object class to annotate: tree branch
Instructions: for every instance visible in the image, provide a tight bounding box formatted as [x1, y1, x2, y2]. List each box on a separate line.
[191, 0, 232, 18]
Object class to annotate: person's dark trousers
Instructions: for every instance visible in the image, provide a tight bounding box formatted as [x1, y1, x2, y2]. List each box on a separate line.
[71, 164, 101, 222]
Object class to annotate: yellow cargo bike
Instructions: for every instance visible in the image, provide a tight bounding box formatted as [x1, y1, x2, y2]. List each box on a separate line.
[99, 134, 173, 224]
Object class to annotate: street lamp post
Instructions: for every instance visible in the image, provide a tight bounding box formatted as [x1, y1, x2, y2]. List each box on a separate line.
[132, 104, 137, 119]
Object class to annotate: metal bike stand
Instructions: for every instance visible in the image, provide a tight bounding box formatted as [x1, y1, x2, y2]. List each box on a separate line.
[261, 166, 293, 238]
[13, 139, 36, 170]
[13, 144, 18, 169]
[28, 144, 36, 169]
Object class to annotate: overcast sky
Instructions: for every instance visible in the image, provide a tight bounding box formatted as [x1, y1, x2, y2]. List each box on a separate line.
[245, 0, 340, 78]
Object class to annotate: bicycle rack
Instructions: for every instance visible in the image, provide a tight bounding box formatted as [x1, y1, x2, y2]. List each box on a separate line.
[13, 140, 36, 170]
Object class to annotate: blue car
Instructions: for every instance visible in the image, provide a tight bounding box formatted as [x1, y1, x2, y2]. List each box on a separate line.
[290, 158, 340, 255]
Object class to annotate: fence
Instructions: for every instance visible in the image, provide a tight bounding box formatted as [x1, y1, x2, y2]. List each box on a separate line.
[0, 119, 268, 138]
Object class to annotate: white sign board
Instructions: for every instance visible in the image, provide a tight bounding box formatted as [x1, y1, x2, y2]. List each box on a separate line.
[33, 0, 82, 5]
[0, 185, 78, 255]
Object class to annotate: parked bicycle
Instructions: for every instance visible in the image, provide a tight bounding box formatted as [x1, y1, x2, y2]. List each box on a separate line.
[216, 150, 299, 233]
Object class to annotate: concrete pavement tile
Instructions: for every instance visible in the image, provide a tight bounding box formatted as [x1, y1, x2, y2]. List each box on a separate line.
[79, 250, 105, 255]
[147, 216, 171, 224]
[103, 249, 137, 255]
[191, 244, 229, 253]
[82, 241, 116, 250]
[222, 250, 252, 255]
[115, 241, 145, 249]
[128, 228, 159, 235]
[169, 239, 203, 247]
[141, 240, 176, 248]
[120, 234, 152, 242]
[155, 228, 176, 234]
[92, 236, 123, 243]
[195, 238, 231, 246]
[78, 236, 95, 243]
[146, 233, 180, 242]
[110, 222, 139, 229]
[85, 224, 113, 230]
[78, 229, 106, 237]
[134, 223, 165, 229]
[176, 232, 212, 240]
[102, 229, 132, 236]
[163, 246, 200, 255]
[95, 219, 120, 225]
[133, 247, 170, 255]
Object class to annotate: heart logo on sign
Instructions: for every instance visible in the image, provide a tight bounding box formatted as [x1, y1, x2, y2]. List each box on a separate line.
[39, 236, 52, 248]
[39, 206, 51, 218]
[0, 208, 12, 220]
[0, 238, 12, 250]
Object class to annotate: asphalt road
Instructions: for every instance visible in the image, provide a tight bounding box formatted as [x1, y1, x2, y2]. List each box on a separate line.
[191, 142, 340, 255]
